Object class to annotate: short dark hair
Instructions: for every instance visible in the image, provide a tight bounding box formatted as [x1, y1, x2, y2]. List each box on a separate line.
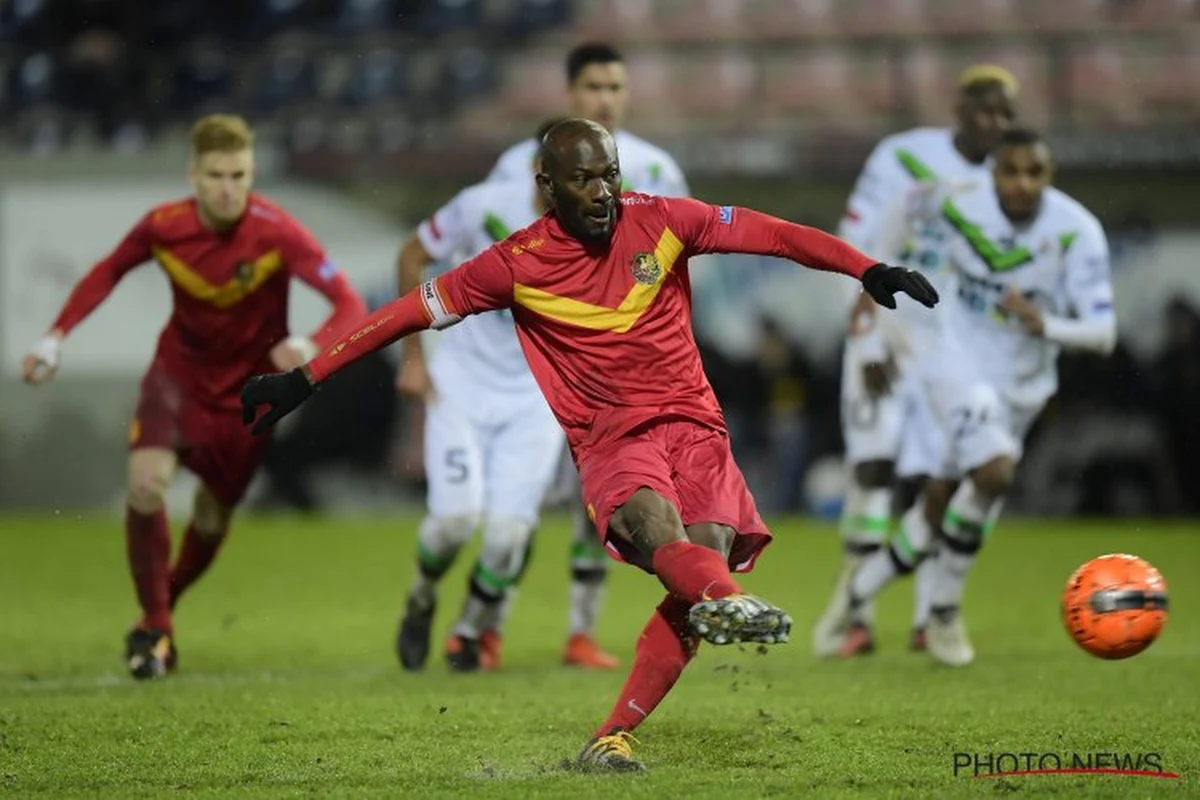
[999, 128, 1044, 148]
[566, 43, 623, 84]
[536, 116, 571, 142]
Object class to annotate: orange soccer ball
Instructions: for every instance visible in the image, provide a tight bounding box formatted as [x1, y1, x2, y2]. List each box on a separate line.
[1062, 553, 1168, 659]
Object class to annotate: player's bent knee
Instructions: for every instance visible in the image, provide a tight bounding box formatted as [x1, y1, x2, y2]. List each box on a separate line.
[854, 460, 895, 489]
[479, 516, 535, 582]
[127, 449, 175, 514]
[608, 488, 686, 561]
[127, 483, 167, 514]
[192, 485, 234, 538]
[970, 457, 1016, 500]
[127, 472, 170, 514]
[684, 523, 735, 560]
[422, 514, 481, 551]
[923, 479, 957, 529]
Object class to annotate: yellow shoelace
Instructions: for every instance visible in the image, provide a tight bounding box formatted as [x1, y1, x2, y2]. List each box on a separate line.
[591, 730, 640, 760]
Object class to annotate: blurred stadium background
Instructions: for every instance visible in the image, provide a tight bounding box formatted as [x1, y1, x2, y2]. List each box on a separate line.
[2, 0, 1198, 519]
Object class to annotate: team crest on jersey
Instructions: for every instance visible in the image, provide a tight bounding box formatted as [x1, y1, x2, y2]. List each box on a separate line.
[630, 252, 661, 285]
[235, 261, 256, 285]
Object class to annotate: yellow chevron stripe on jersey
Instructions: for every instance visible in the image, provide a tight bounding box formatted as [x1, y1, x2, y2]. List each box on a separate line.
[512, 227, 684, 332]
[152, 246, 284, 309]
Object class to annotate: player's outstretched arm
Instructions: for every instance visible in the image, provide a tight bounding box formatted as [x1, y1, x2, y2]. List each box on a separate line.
[242, 245, 514, 435]
[22, 217, 153, 385]
[241, 286, 435, 434]
[668, 198, 939, 310]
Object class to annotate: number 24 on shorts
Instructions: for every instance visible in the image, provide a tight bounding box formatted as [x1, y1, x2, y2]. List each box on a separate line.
[950, 406, 988, 440]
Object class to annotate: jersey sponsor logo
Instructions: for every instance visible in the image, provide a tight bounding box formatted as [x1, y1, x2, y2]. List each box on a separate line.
[317, 261, 338, 282]
[152, 246, 284, 309]
[330, 312, 397, 356]
[511, 237, 544, 256]
[152, 201, 191, 223]
[956, 271, 1009, 319]
[630, 251, 662, 285]
[718, 205, 734, 225]
[512, 227, 684, 333]
[248, 205, 280, 222]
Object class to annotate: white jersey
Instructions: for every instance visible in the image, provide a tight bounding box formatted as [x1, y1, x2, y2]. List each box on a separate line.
[487, 129, 690, 197]
[416, 179, 542, 397]
[933, 182, 1115, 409]
[839, 127, 994, 355]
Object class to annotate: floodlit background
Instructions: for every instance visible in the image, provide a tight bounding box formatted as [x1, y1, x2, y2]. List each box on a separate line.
[2, 0, 1198, 518]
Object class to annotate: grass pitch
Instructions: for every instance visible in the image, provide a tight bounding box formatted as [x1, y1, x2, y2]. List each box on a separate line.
[0, 513, 1196, 798]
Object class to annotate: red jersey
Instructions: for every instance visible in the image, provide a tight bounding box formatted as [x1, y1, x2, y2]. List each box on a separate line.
[311, 194, 874, 460]
[51, 193, 366, 410]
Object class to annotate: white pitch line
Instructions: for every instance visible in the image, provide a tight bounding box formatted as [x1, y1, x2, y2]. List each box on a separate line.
[0, 666, 394, 694]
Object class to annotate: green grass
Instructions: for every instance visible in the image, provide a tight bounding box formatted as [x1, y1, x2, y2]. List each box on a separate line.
[0, 513, 1196, 798]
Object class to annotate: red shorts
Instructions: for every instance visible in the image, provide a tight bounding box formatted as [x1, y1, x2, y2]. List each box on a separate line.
[128, 362, 271, 507]
[577, 418, 772, 574]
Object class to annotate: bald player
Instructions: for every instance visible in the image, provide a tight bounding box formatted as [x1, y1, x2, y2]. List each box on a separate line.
[243, 119, 938, 771]
[489, 42, 690, 670]
[813, 65, 1018, 659]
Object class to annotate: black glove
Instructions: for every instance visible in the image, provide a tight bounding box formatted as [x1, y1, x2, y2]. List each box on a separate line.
[241, 368, 315, 436]
[861, 263, 940, 310]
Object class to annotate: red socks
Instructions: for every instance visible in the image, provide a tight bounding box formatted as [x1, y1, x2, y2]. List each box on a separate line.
[169, 525, 228, 609]
[590, 542, 743, 738]
[595, 594, 699, 737]
[125, 507, 172, 633]
[650, 540, 741, 605]
[127, 509, 230, 628]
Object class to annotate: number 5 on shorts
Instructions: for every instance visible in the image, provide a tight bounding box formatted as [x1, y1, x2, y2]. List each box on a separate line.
[445, 447, 469, 484]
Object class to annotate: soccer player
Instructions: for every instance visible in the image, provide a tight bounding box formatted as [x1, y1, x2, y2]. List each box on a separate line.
[20, 114, 368, 680]
[488, 42, 688, 197]
[242, 119, 938, 769]
[488, 41, 690, 669]
[393, 118, 569, 673]
[812, 65, 1018, 657]
[833, 128, 1116, 666]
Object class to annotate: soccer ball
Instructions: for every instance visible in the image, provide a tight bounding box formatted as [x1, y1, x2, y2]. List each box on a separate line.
[1061, 553, 1168, 659]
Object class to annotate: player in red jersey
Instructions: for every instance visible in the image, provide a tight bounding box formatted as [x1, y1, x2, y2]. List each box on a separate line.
[242, 119, 937, 770]
[21, 114, 368, 680]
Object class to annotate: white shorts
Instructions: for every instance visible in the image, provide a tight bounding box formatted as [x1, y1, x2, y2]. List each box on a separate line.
[923, 360, 1043, 480]
[841, 340, 943, 478]
[841, 340, 905, 466]
[895, 382, 945, 480]
[423, 388, 565, 523]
